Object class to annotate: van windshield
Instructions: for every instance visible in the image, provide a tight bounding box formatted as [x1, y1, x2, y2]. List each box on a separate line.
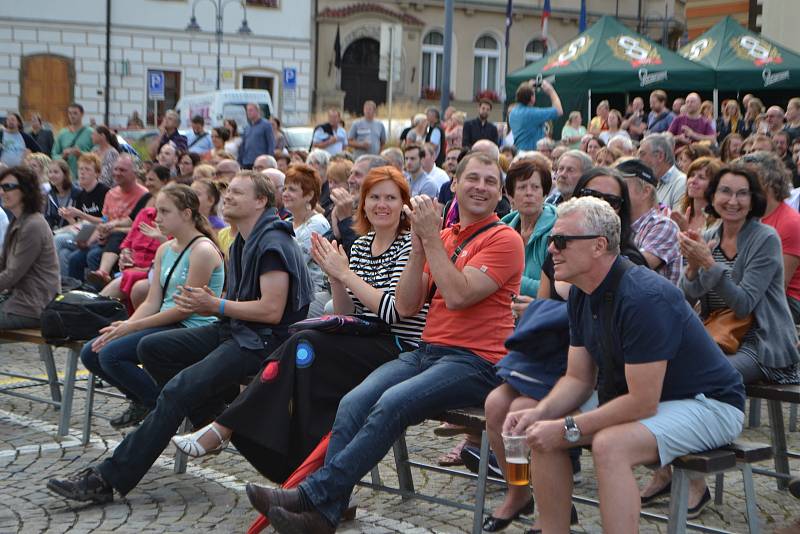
[223, 104, 271, 130]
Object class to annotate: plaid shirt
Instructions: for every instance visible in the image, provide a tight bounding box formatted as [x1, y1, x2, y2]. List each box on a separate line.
[631, 207, 682, 285]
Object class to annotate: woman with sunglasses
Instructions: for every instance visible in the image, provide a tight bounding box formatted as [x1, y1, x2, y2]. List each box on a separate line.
[639, 165, 800, 518]
[0, 166, 60, 329]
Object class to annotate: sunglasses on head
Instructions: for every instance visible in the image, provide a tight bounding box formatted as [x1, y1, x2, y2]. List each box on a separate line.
[0, 183, 20, 192]
[578, 188, 623, 210]
[547, 234, 603, 251]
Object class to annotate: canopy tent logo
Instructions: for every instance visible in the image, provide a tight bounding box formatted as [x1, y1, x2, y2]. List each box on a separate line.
[762, 68, 790, 87]
[679, 37, 716, 61]
[731, 35, 783, 66]
[543, 35, 593, 71]
[638, 68, 668, 87]
[608, 35, 662, 67]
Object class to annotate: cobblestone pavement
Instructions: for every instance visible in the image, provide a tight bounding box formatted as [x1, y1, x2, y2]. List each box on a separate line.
[1, 342, 800, 533]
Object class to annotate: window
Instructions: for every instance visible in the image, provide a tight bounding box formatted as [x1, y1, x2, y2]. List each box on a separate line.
[525, 38, 549, 65]
[473, 34, 500, 97]
[146, 69, 181, 126]
[421, 31, 444, 95]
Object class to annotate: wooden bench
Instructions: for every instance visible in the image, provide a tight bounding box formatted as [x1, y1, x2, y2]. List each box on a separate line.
[744, 383, 800, 490]
[372, 408, 769, 534]
[0, 329, 83, 438]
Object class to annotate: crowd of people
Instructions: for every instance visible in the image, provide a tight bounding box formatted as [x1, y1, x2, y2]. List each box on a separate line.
[1, 80, 800, 533]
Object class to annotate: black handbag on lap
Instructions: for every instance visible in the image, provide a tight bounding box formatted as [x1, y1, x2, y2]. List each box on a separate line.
[40, 290, 128, 344]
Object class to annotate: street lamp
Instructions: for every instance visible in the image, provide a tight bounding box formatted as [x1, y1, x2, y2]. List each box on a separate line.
[186, 0, 252, 90]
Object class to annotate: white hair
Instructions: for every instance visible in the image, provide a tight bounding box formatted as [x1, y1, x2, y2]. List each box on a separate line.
[255, 154, 277, 169]
[608, 136, 634, 155]
[556, 196, 621, 255]
[307, 148, 330, 169]
[263, 168, 285, 188]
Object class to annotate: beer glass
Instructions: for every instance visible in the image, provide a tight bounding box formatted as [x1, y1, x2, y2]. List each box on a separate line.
[502, 433, 530, 486]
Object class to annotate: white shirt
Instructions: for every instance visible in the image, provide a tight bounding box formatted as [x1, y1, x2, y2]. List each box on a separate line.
[424, 165, 451, 188]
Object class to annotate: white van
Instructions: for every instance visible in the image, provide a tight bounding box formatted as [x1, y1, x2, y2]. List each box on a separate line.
[175, 89, 274, 131]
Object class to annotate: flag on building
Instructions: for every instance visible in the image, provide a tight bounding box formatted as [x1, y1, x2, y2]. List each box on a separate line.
[579, 0, 587, 32]
[541, 0, 551, 39]
[334, 25, 342, 69]
[505, 0, 513, 48]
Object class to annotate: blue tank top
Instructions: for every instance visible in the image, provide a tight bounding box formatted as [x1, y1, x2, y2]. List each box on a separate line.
[159, 237, 225, 328]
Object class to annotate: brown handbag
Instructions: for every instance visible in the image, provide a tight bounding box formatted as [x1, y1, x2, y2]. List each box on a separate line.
[703, 308, 754, 355]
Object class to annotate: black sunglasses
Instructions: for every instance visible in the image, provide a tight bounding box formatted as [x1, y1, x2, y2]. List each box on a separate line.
[578, 188, 623, 210]
[0, 183, 20, 192]
[548, 234, 603, 251]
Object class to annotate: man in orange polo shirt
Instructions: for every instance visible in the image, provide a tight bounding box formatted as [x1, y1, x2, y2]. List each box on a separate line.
[248, 152, 525, 533]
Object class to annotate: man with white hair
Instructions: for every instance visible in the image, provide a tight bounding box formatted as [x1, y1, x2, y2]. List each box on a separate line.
[546, 149, 593, 205]
[638, 134, 686, 210]
[505, 196, 744, 533]
[607, 136, 634, 157]
[149, 109, 187, 158]
[307, 149, 333, 218]
[263, 168, 289, 219]
[380, 147, 404, 171]
[254, 155, 277, 172]
[536, 138, 556, 160]
[157, 143, 179, 176]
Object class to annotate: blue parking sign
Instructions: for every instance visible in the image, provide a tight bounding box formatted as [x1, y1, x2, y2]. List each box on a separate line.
[148, 71, 165, 100]
[283, 68, 297, 89]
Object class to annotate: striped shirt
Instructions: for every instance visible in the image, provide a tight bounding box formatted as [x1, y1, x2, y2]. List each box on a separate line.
[346, 231, 428, 343]
[631, 207, 682, 285]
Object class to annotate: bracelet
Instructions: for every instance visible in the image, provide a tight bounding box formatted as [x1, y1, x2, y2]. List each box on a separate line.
[218, 299, 226, 316]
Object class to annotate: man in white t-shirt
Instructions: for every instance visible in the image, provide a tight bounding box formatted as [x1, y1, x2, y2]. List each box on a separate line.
[421, 143, 450, 189]
[348, 101, 386, 158]
[311, 109, 348, 156]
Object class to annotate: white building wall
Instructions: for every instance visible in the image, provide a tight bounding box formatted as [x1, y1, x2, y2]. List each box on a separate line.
[761, 0, 800, 52]
[0, 0, 312, 126]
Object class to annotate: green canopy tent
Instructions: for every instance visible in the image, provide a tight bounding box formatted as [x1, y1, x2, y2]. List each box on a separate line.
[678, 16, 800, 114]
[505, 16, 716, 138]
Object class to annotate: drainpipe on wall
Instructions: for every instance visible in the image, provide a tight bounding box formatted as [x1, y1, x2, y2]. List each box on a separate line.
[104, 0, 111, 125]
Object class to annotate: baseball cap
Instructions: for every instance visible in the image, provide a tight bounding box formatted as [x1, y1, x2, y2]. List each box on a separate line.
[616, 159, 657, 188]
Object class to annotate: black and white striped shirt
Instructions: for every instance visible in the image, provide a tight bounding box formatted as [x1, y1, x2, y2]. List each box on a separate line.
[347, 231, 428, 342]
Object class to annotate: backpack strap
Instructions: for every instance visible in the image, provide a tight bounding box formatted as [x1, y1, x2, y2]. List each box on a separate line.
[427, 221, 501, 302]
[597, 257, 635, 405]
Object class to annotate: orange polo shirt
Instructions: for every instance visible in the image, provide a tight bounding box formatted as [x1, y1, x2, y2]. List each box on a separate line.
[422, 214, 524, 364]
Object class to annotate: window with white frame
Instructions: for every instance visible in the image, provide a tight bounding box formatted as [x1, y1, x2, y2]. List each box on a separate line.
[473, 34, 500, 97]
[421, 31, 444, 94]
[525, 38, 549, 65]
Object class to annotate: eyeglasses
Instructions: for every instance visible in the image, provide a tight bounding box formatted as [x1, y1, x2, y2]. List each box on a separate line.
[547, 234, 603, 251]
[0, 183, 20, 192]
[577, 188, 623, 210]
[715, 186, 751, 200]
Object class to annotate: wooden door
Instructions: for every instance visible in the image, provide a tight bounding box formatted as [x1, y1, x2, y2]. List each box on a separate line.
[21, 55, 74, 129]
[341, 38, 386, 114]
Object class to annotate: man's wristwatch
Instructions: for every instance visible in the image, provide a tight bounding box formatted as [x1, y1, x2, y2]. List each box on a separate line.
[564, 416, 581, 443]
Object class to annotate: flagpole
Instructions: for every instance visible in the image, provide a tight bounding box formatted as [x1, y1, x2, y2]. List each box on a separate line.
[503, 0, 512, 123]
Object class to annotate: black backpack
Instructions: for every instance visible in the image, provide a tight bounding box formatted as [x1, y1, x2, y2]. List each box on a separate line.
[40, 290, 128, 344]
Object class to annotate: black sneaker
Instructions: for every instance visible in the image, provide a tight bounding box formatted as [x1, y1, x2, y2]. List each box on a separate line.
[47, 467, 113, 504]
[460, 444, 504, 478]
[110, 402, 151, 429]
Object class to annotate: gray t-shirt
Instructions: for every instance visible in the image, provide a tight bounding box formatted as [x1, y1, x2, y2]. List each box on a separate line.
[348, 119, 386, 157]
[0, 131, 25, 167]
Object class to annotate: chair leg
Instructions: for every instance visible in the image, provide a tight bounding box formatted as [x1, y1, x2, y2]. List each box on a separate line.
[714, 473, 724, 505]
[767, 399, 790, 490]
[740, 463, 761, 534]
[57, 347, 78, 437]
[790, 404, 798, 433]
[173, 418, 191, 474]
[370, 466, 382, 486]
[748, 399, 761, 428]
[38, 345, 61, 404]
[393, 432, 415, 497]
[81, 373, 96, 445]
[666, 468, 689, 534]
[471, 430, 490, 534]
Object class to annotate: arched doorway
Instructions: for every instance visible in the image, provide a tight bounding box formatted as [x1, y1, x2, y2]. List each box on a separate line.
[341, 38, 386, 114]
[21, 55, 74, 128]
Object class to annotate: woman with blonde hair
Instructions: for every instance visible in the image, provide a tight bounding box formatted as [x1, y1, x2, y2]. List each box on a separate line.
[742, 97, 764, 138]
[405, 113, 428, 147]
[446, 111, 466, 149]
[717, 100, 744, 142]
[598, 109, 630, 145]
[560, 111, 586, 150]
[192, 163, 215, 181]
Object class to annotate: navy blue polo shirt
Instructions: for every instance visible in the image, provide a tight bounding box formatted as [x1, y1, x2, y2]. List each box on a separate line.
[568, 257, 745, 412]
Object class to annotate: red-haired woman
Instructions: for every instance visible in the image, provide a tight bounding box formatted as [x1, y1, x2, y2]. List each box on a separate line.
[172, 166, 429, 485]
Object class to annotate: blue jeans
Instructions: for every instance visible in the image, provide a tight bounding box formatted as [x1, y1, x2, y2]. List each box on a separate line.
[68, 244, 102, 281]
[80, 326, 175, 408]
[299, 343, 501, 526]
[54, 230, 77, 277]
[96, 323, 278, 495]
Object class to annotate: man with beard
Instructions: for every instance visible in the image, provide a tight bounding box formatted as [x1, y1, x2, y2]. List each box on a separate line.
[462, 99, 499, 148]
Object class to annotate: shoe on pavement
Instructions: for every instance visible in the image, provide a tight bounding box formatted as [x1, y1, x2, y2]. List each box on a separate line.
[47, 466, 113, 504]
[110, 402, 151, 429]
[460, 444, 504, 478]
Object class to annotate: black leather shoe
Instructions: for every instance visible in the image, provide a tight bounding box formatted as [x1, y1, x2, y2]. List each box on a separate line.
[483, 497, 534, 531]
[789, 477, 800, 499]
[47, 466, 113, 504]
[245, 484, 307, 516]
[524, 504, 578, 533]
[686, 488, 711, 520]
[641, 481, 672, 506]
[269, 506, 335, 534]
